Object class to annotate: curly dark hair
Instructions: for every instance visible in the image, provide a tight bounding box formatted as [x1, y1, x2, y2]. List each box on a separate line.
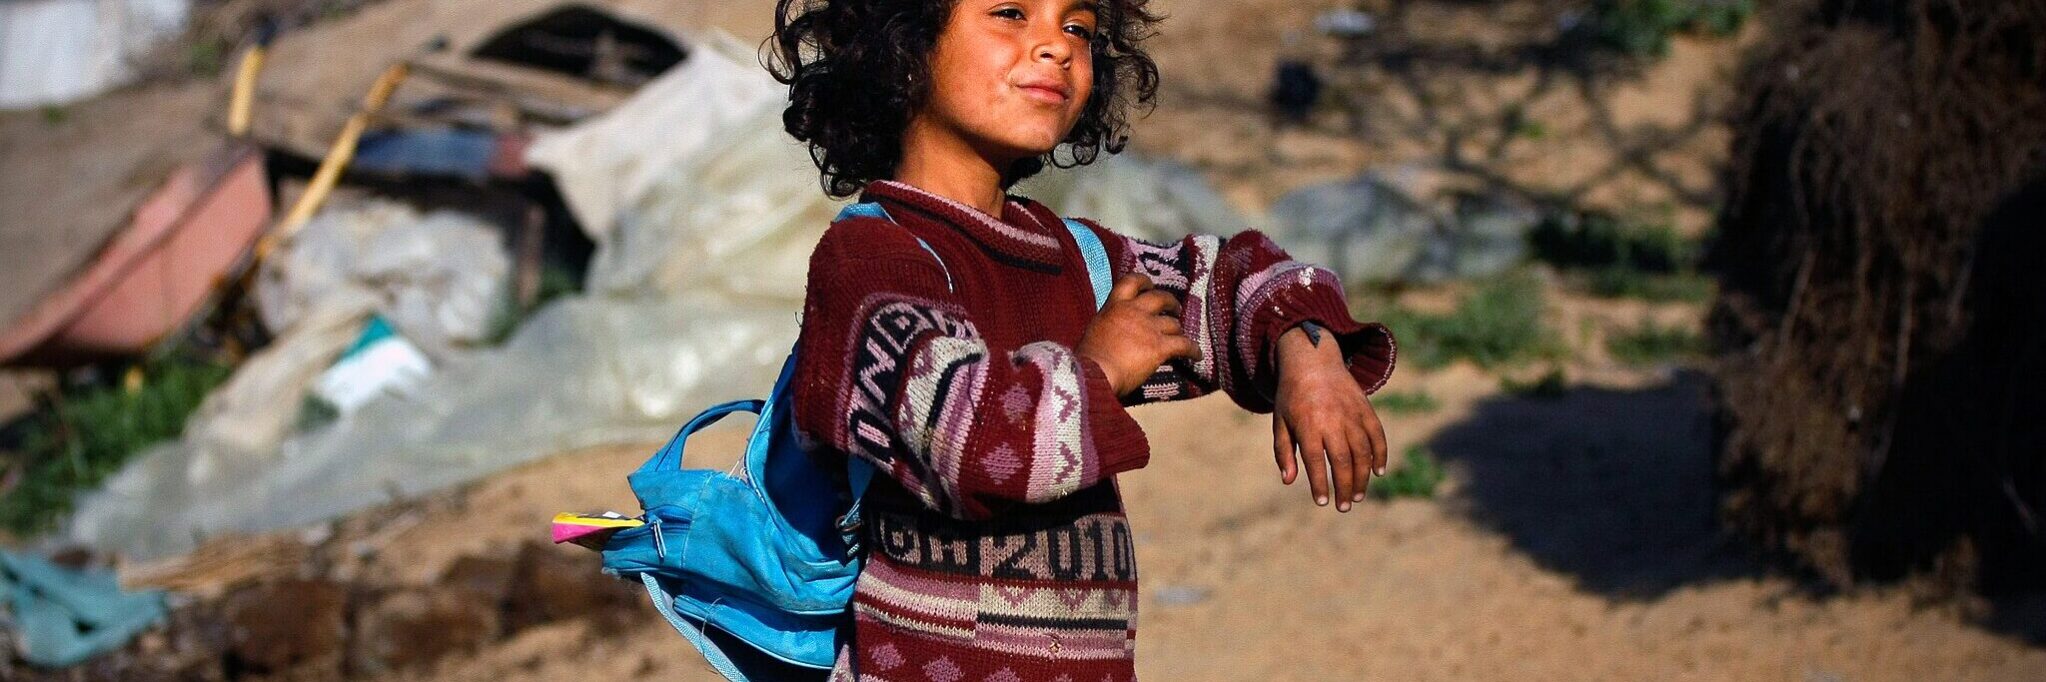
[767, 0, 1162, 198]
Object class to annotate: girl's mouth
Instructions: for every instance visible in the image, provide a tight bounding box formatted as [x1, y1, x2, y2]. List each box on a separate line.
[1016, 80, 1072, 105]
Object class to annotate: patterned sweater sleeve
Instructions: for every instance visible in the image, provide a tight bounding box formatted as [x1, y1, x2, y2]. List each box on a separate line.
[792, 219, 1152, 521]
[1079, 221, 1397, 413]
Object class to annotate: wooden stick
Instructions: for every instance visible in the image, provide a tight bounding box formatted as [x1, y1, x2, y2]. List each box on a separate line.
[226, 48, 266, 136]
[270, 62, 410, 244]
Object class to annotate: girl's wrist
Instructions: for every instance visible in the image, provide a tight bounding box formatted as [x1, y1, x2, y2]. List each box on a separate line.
[1078, 352, 1132, 397]
[1276, 323, 1342, 377]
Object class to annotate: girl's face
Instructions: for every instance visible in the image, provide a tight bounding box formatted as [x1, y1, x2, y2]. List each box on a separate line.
[917, 0, 1098, 164]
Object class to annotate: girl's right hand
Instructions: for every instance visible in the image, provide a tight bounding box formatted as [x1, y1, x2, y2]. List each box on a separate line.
[1077, 274, 1201, 396]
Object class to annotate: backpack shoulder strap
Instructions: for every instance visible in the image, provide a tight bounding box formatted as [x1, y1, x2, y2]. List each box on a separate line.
[1062, 218, 1112, 311]
[835, 202, 953, 293]
[828, 201, 948, 551]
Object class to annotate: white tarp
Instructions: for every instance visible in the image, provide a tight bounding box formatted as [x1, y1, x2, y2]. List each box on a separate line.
[68, 295, 798, 558]
[0, 0, 189, 109]
[525, 31, 787, 243]
[256, 202, 511, 362]
[581, 102, 844, 301]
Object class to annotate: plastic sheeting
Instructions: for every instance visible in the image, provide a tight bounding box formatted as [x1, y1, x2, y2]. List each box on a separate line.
[525, 31, 786, 243]
[0, 0, 189, 109]
[68, 296, 798, 558]
[66, 201, 516, 558]
[0, 549, 166, 668]
[256, 202, 510, 361]
[582, 103, 844, 302]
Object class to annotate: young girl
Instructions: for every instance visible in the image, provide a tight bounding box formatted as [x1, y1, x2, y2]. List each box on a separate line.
[773, 1, 1397, 678]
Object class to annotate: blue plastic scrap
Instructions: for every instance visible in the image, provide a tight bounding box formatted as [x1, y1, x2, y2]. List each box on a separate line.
[0, 549, 166, 668]
[352, 129, 500, 181]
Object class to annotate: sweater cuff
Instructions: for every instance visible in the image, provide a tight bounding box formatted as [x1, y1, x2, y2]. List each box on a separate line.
[1251, 278, 1399, 403]
[1079, 356, 1152, 476]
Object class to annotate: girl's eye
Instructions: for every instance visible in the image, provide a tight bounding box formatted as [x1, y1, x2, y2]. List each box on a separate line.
[991, 7, 1024, 20]
[1065, 23, 1094, 40]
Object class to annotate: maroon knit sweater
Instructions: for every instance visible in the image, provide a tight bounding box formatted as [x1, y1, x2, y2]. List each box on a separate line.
[793, 180, 1396, 681]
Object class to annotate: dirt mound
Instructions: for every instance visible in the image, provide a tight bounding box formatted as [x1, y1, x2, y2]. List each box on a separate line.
[1708, 0, 2046, 589]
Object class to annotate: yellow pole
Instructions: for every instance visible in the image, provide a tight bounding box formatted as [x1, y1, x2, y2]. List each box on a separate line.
[225, 45, 266, 137]
[269, 62, 410, 246]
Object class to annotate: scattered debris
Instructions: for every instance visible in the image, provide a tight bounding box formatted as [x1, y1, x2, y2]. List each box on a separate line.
[0, 146, 270, 365]
[0, 549, 167, 668]
[313, 317, 434, 416]
[244, 0, 702, 162]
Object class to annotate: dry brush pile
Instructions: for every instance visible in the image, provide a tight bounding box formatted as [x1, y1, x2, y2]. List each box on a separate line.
[1708, 0, 2046, 590]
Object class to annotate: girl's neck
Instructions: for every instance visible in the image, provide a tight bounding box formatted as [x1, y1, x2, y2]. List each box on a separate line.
[892, 117, 1012, 217]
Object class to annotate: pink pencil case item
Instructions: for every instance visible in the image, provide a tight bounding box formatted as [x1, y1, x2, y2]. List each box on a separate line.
[551, 512, 644, 550]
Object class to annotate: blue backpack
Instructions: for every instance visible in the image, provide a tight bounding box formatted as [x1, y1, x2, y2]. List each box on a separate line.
[598, 203, 1112, 681]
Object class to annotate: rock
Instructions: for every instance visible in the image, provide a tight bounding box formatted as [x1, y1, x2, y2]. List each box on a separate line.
[347, 588, 501, 675]
[1266, 173, 1441, 284]
[503, 541, 638, 631]
[220, 579, 348, 676]
[439, 552, 518, 603]
[1265, 168, 1541, 284]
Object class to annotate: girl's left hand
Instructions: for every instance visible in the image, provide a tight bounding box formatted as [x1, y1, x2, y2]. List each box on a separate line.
[1271, 325, 1388, 512]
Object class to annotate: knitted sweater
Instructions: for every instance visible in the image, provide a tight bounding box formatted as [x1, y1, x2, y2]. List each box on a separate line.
[792, 180, 1396, 681]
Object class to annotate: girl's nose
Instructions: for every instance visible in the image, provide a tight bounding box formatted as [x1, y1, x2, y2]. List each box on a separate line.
[1035, 34, 1072, 68]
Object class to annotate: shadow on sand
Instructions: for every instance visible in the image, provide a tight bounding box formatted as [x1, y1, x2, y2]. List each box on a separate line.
[1426, 370, 2046, 645]
[1426, 370, 1757, 599]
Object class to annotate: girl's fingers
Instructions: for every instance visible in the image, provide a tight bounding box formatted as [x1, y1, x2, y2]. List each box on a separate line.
[1325, 434, 1355, 512]
[1273, 416, 1297, 485]
[1135, 290, 1180, 316]
[1109, 274, 1152, 302]
[1153, 315, 1183, 337]
[1363, 400, 1390, 476]
[1163, 334, 1201, 362]
[1300, 433, 1332, 507]
[1156, 293, 1182, 318]
[1346, 418, 1373, 503]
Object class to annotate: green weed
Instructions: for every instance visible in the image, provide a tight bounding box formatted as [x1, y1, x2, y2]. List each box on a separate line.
[0, 358, 231, 536]
[1530, 210, 1716, 303]
[1503, 105, 1549, 141]
[1371, 445, 1446, 500]
[1581, 0, 1755, 59]
[1607, 318, 1706, 366]
[1530, 210, 1692, 274]
[1587, 268, 1715, 303]
[1371, 390, 1441, 415]
[1382, 275, 1556, 370]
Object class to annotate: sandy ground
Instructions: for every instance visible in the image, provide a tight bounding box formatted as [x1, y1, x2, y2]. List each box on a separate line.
[334, 356, 2046, 681]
